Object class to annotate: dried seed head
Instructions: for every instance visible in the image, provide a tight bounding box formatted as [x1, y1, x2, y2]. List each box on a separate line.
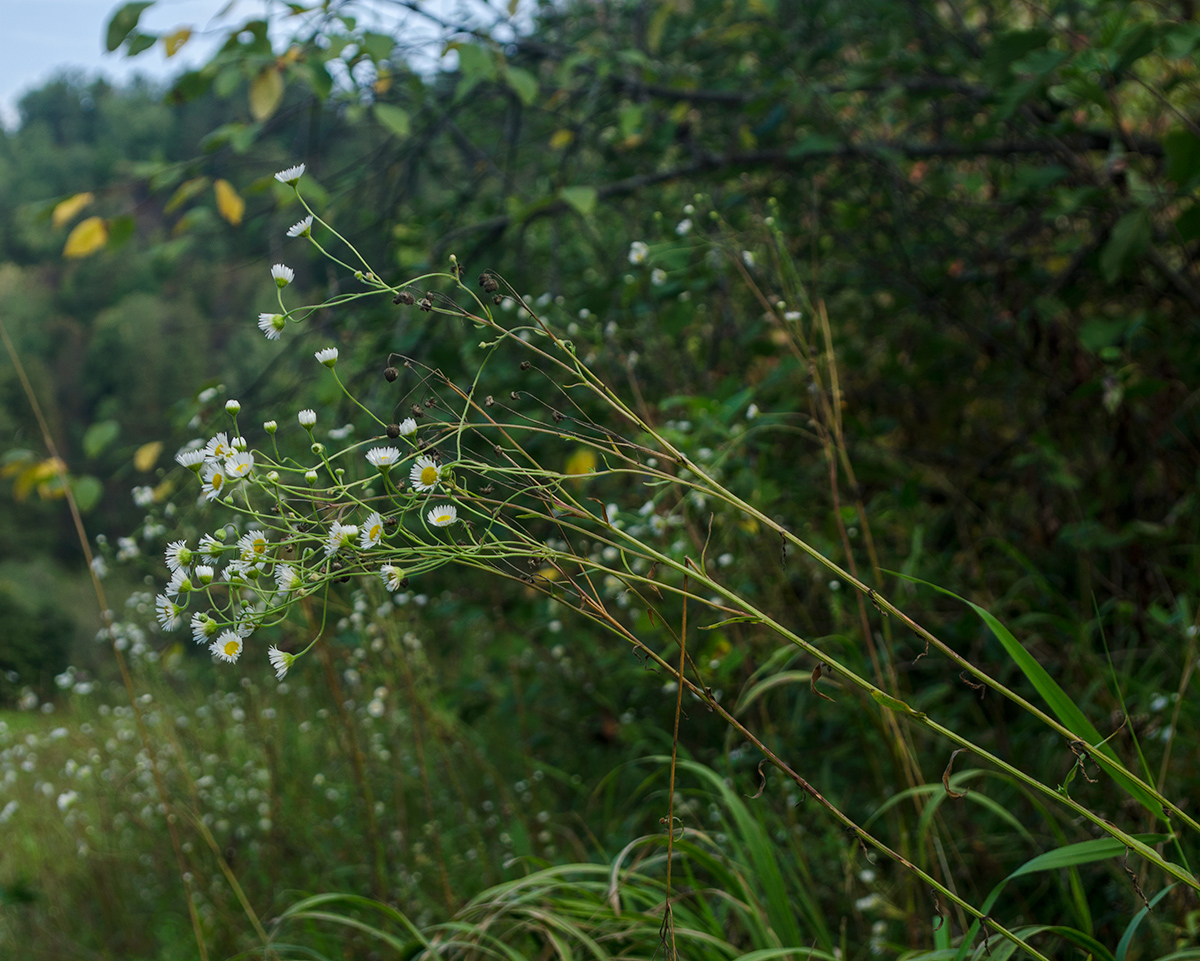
[552, 410, 564, 422]
[419, 297, 433, 312]
[386, 423, 401, 438]
[479, 272, 499, 293]
[393, 290, 415, 305]
[520, 361, 531, 371]
[493, 295, 503, 305]
[411, 405, 425, 418]
[485, 395, 494, 406]
[384, 366, 399, 382]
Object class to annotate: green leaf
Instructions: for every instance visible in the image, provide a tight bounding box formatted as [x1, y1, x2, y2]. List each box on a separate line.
[83, 421, 121, 459]
[560, 186, 597, 217]
[360, 31, 395, 62]
[1164, 127, 1200, 188]
[1116, 885, 1175, 961]
[125, 32, 157, 57]
[106, 2, 155, 52]
[454, 44, 497, 84]
[788, 134, 842, 158]
[374, 103, 411, 138]
[68, 475, 103, 513]
[504, 66, 539, 106]
[107, 215, 136, 250]
[1100, 208, 1151, 283]
[1175, 202, 1200, 243]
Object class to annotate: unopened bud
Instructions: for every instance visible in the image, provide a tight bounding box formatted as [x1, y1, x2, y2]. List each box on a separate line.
[384, 366, 399, 382]
[387, 423, 400, 438]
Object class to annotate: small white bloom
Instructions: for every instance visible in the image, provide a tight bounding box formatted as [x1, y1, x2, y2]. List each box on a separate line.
[204, 432, 233, 462]
[195, 564, 214, 585]
[360, 512, 384, 548]
[271, 263, 294, 288]
[325, 522, 359, 557]
[651, 268, 667, 286]
[224, 451, 255, 480]
[263, 420, 277, 434]
[397, 417, 418, 437]
[746, 402, 760, 420]
[191, 612, 218, 645]
[675, 218, 692, 236]
[365, 447, 401, 471]
[286, 215, 313, 238]
[314, 347, 338, 368]
[167, 568, 193, 597]
[210, 630, 243, 663]
[165, 540, 193, 571]
[628, 241, 649, 265]
[409, 455, 442, 492]
[90, 555, 108, 579]
[380, 564, 404, 592]
[231, 435, 248, 451]
[275, 563, 303, 597]
[784, 310, 802, 322]
[117, 536, 140, 561]
[268, 645, 293, 680]
[155, 594, 183, 631]
[298, 408, 317, 428]
[175, 447, 206, 470]
[258, 312, 286, 340]
[237, 530, 270, 563]
[201, 462, 227, 501]
[274, 163, 306, 186]
[741, 250, 756, 268]
[199, 534, 223, 563]
[427, 504, 458, 527]
[225, 399, 241, 415]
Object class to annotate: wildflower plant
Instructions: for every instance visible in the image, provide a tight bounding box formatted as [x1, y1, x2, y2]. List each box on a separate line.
[142, 166, 1200, 959]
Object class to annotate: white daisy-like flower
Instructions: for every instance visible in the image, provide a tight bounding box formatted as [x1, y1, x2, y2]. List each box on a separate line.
[360, 512, 384, 548]
[380, 563, 405, 592]
[210, 630, 243, 663]
[224, 559, 251, 585]
[165, 540, 193, 571]
[175, 447, 206, 470]
[237, 530, 270, 563]
[232, 435, 248, 451]
[199, 533, 223, 563]
[258, 312, 286, 340]
[225, 452, 255, 480]
[628, 241, 648, 265]
[397, 417, 418, 437]
[272, 263, 294, 288]
[286, 215, 313, 238]
[191, 612, 219, 645]
[204, 432, 233, 463]
[167, 568, 193, 597]
[741, 250, 756, 268]
[268, 645, 293, 680]
[298, 408, 317, 428]
[651, 268, 667, 287]
[409, 455, 442, 492]
[314, 346, 338, 368]
[202, 462, 227, 501]
[675, 218, 692, 236]
[366, 446, 401, 470]
[274, 163, 305, 185]
[325, 521, 359, 557]
[427, 504, 458, 527]
[155, 594, 183, 631]
[275, 563, 304, 597]
[195, 564, 214, 585]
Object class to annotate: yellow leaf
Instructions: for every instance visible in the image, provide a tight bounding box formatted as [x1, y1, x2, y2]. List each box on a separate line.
[63, 217, 109, 258]
[565, 447, 597, 477]
[52, 192, 94, 228]
[134, 441, 163, 472]
[163, 27, 191, 57]
[373, 66, 393, 95]
[165, 176, 210, 214]
[549, 129, 575, 150]
[249, 68, 285, 121]
[213, 179, 245, 226]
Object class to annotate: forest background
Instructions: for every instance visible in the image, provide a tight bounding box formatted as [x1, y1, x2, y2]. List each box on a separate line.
[1, 0, 1199, 959]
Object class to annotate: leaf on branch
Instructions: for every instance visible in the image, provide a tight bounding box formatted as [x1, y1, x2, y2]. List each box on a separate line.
[213, 179, 245, 226]
[1100, 209, 1151, 283]
[560, 186, 597, 217]
[134, 442, 163, 473]
[106, 1, 155, 52]
[249, 68, 285, 121]
[374, 103, 411, 138]
[63, 217, 108, 258]
[52, 192, 94, 229]
[163, 27, 191, 57]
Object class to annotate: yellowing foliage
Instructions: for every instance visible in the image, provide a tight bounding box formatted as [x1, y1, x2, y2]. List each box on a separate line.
[163, 27, 191, 57]
[52, 192, 94, 228]
[249, 68, 285, 121]
[565, 447, 597, 477]
[134, 441, 164, 472]
[63, 217, 109, 258]
[214, 179, 245, 226]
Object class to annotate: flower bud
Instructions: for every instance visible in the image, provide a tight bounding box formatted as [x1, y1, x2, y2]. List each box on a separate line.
[384, 366, 399, 382]
[264, 420, 277, 434]
[225, 399, 241, 415]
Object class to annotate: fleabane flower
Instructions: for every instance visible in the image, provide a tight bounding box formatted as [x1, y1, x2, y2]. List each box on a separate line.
[274, 163, 305, 186]
[325, 522, 359, 557]
[210, 630, 243, 663]
[275, 563, 304, 597]
[167, 568, 193, 597]
[286, 215, 313, 238]
[204, 432, 233, 463]
[191, 612, 219, 645]
[628, 241, 649, 265]
[258, 312, 286, 340]
[225, 452, 255, 480]
[175, 447, 206, 471]
[409, 455, 442, 492]
[366, 446, 401, 470]
[237, 530, 270, 564]
[314, 347, 338, 368]
[202, 462, 227, 501]
[397, 417, 418, 437]
[380, 563, 405, 592]
[427, 504, 458, 528]
[298, 408, 317, 428]
[268, 646, 293, 680]
[155, 594, 183, 631]
[165, 540, 193, 571]
[195, 565, 215, 585]
[272, 264, 294, 288]
[199, 534, 223, 563]
[360, 512, 384, 549]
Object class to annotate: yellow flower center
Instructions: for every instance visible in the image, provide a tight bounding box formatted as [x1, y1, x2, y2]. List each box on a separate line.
[436, 513, 452, 524]
[420, 465, 439, 486]
[369, 523, 381, 542]
[223, 640, 239, 657]
[212, 473, 225, 491]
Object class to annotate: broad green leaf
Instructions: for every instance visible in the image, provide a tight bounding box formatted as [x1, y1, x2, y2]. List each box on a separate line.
[126, 33, 156, 56]
[560, 186, 597, 217]
[374, 103, 411, 138]
[63, 217, 109, 258]
[504, 66, 538, 105]
[249, 68, 285, 121]
[1164, 127, 1200, 188]
[68, 475, 103, 514]
[107, 215, 135, 250]
[82, 421, 120, 459]
[454, 43, 497, 84]
[1176, 203, 1200, 243]
[106, 1, 154, 52]
[52, 192, 94, 228]
[360, 31, 395, 62]
[213, 179, 245, 226]
[1100, 208, 1151, 283]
